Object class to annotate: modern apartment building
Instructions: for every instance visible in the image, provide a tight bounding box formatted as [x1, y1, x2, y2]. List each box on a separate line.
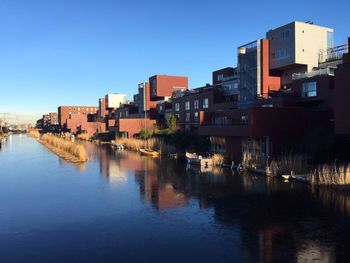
[109, 75, 188, 138]
[266, 21, 334, 85]
[58, 106, 99, 132]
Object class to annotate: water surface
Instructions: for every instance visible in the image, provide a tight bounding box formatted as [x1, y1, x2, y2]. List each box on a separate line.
[1, 135, 350, 263]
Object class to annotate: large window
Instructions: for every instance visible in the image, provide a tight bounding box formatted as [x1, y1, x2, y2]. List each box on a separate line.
[203, 98, 209, 109]
[302, 81, 317, 98]
[185, 101, 190, 110]
[275, 48, 290, 60]
[194, 100, 199, 110]
[280, 30, 290, 40]
[175, 103, 180, 112]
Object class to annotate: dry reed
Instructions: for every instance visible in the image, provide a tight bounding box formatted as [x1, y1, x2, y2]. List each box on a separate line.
[269, 154, 307, 177]
[212, 153, 224, 166]
[41, 134, 88, 163]
[310, 163, 350, 186]
[115, 137, 157, 151]
[27, 130, 40, 139]
[242, 151, 268, 170]
[77, 133, 90, 141]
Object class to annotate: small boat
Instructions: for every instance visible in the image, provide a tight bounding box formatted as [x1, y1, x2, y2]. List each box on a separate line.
[139, 148, 160, 158]
[186, 152, 212, 168]
[112, 144, 124, 151]
[290, 174, 309, 184]
[281, 174, 290, 180]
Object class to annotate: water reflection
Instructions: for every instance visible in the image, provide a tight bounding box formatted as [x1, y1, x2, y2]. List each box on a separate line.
[85, 143, 348, 261]
[7, 137, 350, 263]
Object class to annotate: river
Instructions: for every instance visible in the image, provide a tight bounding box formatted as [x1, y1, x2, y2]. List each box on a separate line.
[1, 134, 350, 263]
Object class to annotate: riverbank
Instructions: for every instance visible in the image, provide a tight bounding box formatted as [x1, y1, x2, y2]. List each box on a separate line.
[41, 134, 88, 163]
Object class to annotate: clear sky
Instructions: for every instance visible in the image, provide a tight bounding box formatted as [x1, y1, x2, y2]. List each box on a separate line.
[0, 0, 349, 123]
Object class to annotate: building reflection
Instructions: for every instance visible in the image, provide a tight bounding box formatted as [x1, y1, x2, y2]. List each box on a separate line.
[87, 142, 349, 262]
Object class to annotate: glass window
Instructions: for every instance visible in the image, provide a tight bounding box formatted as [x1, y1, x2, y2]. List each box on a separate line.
[185, 101, 190, 110]
[194, 100, 199, 109]
[203, 98, 209, 109]
[185, 112, 190, 122]
[302, 81, 317, 97]
[194, 111, 199, 122]
[241, 115, 248, 125]
[327, 31, 334, 48]
[217, 74, 224, 81]
[175, 103, 180, 112]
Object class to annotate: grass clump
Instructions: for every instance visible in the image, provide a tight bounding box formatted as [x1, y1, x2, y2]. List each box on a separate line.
[115, 137, 157, 151]
[41, 134, 88, 163]
[212, 153, 224, 166]
[310, 163, 350, 186]
[27, 130, 40, 139]
[77, 133, 90, 141]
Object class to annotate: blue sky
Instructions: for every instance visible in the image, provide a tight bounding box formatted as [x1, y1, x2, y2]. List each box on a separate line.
[0, 0, 349, 123]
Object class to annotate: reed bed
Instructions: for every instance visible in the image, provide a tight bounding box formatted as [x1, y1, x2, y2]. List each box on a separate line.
[212, 153, 224, 166]
[114, 137, 175, 155]
[41, 134, 88, 163]
[27, 130, 40, 139]
[269, 154, 308, 177]
[115, 137, 157, 151]
[77, 133, 90, 141]
[242, 152, 268, 170]
[310, 163, 350, 186]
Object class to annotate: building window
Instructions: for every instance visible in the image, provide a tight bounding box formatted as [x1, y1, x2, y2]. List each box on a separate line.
[302, 81, 317, 97]
[194, 111, 199, 122]
[159, 105, 163, 111]
[175, 103, 180, 112]
[194, 100, 199, 109]
[185, 101, 190, 110]
[185, 112, 190, 122]
[280, 30, 290, 40]
[327, 31, 334, 48]
[203, 98, 209, 109]
[241, 115, 248, 125]
[217, 74, 224, 81]
[275, 48, 290, 60]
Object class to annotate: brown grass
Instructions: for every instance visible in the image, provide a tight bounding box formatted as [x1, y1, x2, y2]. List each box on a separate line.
[27, 129, 40, 139]
[269, 154, 308, 177]
[77, 133, 90, 141]
[242, 151, 268, 170]
[114, 137, 157, 151]
[310, 163, 350, 186]
[212, 153, 224, 166]
[41, 134, 88, 163]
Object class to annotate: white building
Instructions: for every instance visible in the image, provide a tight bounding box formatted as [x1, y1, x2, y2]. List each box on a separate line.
[105, 93, 127, 109]
[266, 21, 334, 85]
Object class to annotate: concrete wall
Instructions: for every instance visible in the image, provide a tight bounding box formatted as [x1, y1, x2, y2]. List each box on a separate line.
[267, 21, 333, 71]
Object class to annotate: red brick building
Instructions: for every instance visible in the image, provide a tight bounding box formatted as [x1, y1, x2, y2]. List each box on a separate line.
[58, 106, 99, 129]
[109, 74, 188, 138]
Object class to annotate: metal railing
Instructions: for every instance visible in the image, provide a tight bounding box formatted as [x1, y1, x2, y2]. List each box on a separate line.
[292, 67, 335, 80]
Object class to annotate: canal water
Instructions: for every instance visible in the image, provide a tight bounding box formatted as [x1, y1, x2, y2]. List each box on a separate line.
[1, 135, 350, 263]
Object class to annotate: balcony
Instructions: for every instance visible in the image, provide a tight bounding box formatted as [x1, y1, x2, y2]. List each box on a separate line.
[292, 67, 335, 80]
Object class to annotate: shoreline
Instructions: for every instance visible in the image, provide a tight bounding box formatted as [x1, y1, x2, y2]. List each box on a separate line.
[40, 141, 88, 163]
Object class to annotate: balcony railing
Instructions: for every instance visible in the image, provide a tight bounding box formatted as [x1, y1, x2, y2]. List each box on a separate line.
[319, 44, 348, 64]
[292, 67, 335, 80]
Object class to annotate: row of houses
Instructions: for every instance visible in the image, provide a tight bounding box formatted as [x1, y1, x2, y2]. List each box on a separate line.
[39, 21, 350, 161]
